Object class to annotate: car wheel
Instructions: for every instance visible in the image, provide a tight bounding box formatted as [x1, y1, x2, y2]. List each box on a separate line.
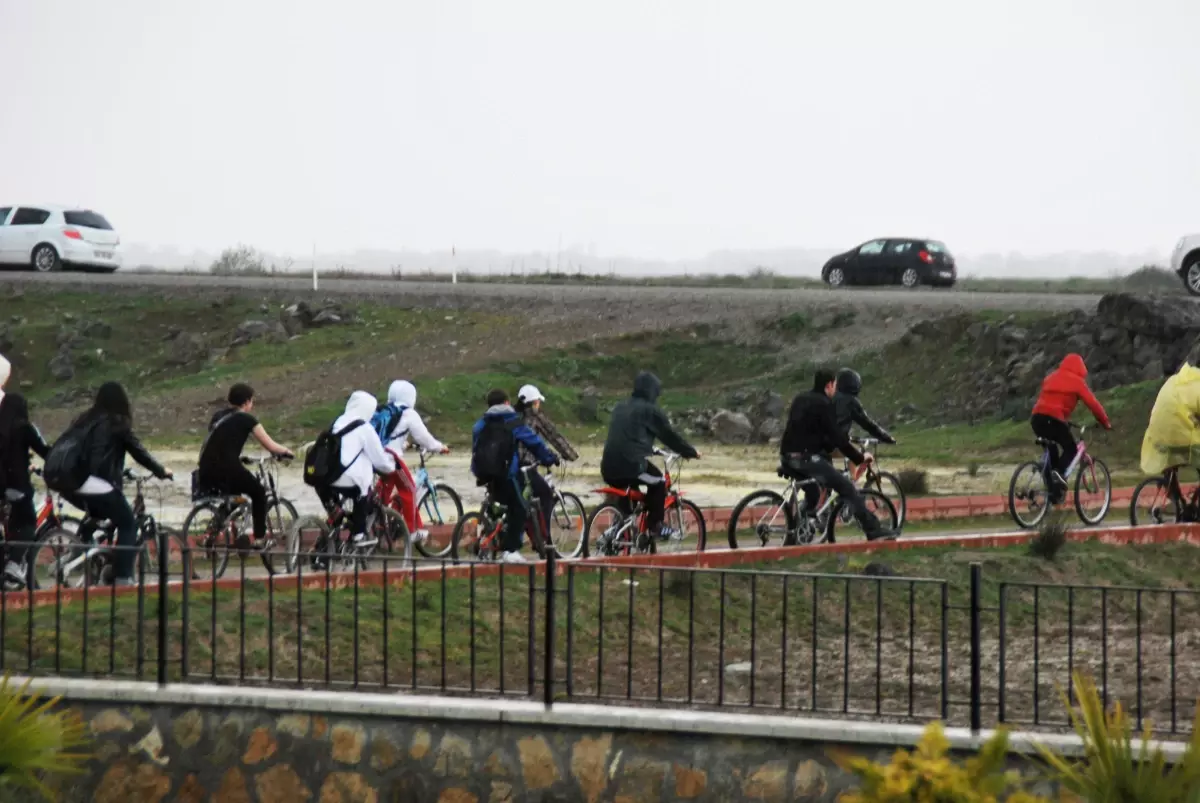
[900, 267, 920, 288]
[1185, 261, 1200, 297]
[826, 267, 846, 288]
[31, 244, 61, 273]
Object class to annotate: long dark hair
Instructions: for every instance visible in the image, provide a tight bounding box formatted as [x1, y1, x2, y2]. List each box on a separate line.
[74, 381, 133, 431]
[0, 392, 30, 452]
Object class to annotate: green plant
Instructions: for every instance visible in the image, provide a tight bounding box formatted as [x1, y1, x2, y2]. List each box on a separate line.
[967, 461, 981, 478]
[896, 469, 929, 496]
[833, 721, 1049, 801]
[1028, 518, 1069, 561]
[1034, 672, 1200, 801]
[0, 675, 91, 800]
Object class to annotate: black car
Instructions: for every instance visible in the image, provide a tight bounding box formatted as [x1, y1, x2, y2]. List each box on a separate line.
[821, 238, 957, 288]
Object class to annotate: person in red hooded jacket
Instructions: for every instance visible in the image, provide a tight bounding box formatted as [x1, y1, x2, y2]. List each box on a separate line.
[1030, 353, 1111, 501]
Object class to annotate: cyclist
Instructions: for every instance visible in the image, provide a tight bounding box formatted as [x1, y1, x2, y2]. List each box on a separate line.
[373, 380, 450, 544]
[600, 372, 699, 541]
[515, 384, 579, 537]
[833, 368, 896, 446]
[471, 389, 559, 564]
[0, 392, 50, 584]
[780, 369, 898, 541]
[53, 382, 174, 586]
[197, 383, 294, 550]
[317, 390, 396, 547]
[1030, 353, 1111, 503]
[1140, 343, 1200, 489]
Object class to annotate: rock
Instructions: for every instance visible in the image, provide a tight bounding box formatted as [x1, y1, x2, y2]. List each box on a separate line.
[175, 774, 206, 803]
[163, 325, 182, 341]
[276, 713, 311, 739]
[213, 767, 252, 803]
[742, 760, 788, 802]
[91, 709, 133, 734]
[129, 725, 168, 766]
[243, 726, 277, 765]
[437, 790, 478, 803]
[410, 728, 432, 760]
[280, 311, 305, 337]
[673, 764, 707, 798]
[93, 760, 172, 803]
[793, 760, 828, 800]
[709, 410, 754, 444]
[518, 735, 561, 790]
[1141, 358, 1165, 382]
[166, 333, 207, 366]
[55, 326, 78, 348]
[331, 722, 366, 764]
[1097, 292, 1200, 340]
[80, 320, 112, 339]
[571, 735, 612, 803]
[370, 732, 401, 771]
[172, 709, 204, 748]
[433, 732, 473, 778]
[255, 764, 312, 802]
[488, 782, 513, 803]
[755, 417, 784, 443]
[615, 757, 669, 803]
[318, 772, 378, 803]
[232, 319, 273, 345]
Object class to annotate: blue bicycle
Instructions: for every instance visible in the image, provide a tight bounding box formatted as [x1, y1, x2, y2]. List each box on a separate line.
[377, 449, 463, 559]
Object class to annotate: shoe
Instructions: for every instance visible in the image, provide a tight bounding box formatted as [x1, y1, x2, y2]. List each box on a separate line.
[352, 533, 378, 548]
[4, 561, 26, 586]
[411, 529, 429, 544]
[501, 551, 528, 564]
[657, 526, 679, 542]
[113, 576, 138, 587]
[866, 528, 900, 542]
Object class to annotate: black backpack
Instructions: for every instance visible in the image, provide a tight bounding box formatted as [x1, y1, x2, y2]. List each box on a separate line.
[303, 420, 366, 488]
[473, 417, 516, 485]
[43, 419, 97, 493]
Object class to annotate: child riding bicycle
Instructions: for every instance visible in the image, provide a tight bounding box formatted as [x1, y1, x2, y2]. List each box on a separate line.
[1030, 354, 1111, 504]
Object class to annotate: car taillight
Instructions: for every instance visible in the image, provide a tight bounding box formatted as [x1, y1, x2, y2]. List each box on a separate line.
[63, 228, 82, 240]
[919, 250, 933, 264]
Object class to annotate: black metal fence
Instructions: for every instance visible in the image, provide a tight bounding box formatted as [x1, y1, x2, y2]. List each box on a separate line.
[2, 540, 1197, 734]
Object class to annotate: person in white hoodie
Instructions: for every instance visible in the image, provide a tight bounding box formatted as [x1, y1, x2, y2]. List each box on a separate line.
[0, 353, 10, 406]
[319, 390, 396, 546]
[373, 380, 450, 544]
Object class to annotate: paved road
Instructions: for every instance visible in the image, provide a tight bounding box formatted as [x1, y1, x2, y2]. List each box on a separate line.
[1, 270, 1102, 314]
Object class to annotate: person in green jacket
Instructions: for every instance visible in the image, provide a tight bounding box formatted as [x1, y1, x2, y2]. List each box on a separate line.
[600, 372, 699, 538]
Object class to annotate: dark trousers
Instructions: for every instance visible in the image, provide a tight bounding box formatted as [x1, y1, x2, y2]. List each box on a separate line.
[488, 477, 526, 553]
[316, 486, 368, 537]
[3, 488, 37, 565]
[200, 464, 268, 541]
[526, 469, 555, 539]
[603, 463, 667, 531]
[783, 455, 883, 536]
[1031, 414, 1076, 478]
[68, 491, 138, 580]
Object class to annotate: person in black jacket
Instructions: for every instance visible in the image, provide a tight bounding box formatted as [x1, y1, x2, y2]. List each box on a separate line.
[0, 393, 50, 585]
[780, 370, 897, 541]
[833, 368, 895, 446]
[600, 372, 699, 538]
[62, 382, 173, 586]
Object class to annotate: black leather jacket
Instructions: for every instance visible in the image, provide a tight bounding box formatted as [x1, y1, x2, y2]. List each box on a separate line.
[833, 391, 894, 444]
[83, 415, 169, 485]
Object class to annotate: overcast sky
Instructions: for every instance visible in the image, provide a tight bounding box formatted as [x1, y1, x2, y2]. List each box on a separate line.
[1, 0, 1197, 260]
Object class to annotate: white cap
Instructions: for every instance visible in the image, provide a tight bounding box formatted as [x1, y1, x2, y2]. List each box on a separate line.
[517, 384, 545, 404]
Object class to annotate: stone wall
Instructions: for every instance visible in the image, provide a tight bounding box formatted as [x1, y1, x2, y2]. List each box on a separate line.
[27, 697, 1065, 803]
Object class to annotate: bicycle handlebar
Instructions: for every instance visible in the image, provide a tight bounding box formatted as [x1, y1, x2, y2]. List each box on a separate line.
[240, 454, 293, 466]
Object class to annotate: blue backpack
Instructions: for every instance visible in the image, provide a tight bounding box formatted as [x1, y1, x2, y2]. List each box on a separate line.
[370, 404, 408, 444]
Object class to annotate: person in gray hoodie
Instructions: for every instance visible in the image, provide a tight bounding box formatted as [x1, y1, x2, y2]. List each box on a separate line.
[600, 372, 699, 537]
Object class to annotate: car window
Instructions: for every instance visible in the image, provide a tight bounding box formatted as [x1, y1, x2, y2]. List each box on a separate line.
[10, 207, 50, 226]
[0, 208, 10, 225]
[63, 210, 113, 230]
[889, 242, 912, 254]
[858, 240, 887, 255]
[924, 241, 948, 254]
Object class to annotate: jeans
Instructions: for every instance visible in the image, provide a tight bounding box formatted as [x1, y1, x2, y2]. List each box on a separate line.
[67, 490, 138, 581]
[783, 454, 884, 537]
[200, 464, 268, 541]
[488, 477, 526, 553]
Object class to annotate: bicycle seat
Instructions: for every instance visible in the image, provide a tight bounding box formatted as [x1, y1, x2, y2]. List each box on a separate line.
[594, 485, 644, 502]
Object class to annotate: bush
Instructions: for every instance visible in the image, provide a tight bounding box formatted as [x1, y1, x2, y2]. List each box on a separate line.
[1122, 264, 1180, 292]
[896, 469, 929, 496]
[1034, 672, 1200, 801]
[209, 245, 267, 276]
[1028, 518, 1068, 561]
[966, 461, 981, 478]
[0, 674, 91, 800]
[835, 721, 1049, 802]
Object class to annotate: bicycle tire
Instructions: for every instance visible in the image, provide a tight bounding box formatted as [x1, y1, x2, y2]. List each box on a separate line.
[181, 502, 230, 581]
[871, 470, 908, 528]
[372, 504, 409, 568]
[414, 482, 463, 559]
[451, 511, 494, 563]
[584, 504, 630, 558]
[261, 495, 298, 575]
[826, 489, 898, 543]
[727, 490, 790, 550]
[1074, 456, 1111, 526]
[548, 491, 587, 558]
[1130, 475, 1178, 526]
[287, 515, 329, 574]
[36, 514, 82, 541]
[27, 527, 83, 590]
[1008, 461, 1051, 530]
[663, 496, 706, 553]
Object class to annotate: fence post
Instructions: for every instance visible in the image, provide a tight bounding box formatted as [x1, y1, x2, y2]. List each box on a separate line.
[543, 547, 556, 708]
[157, 526, 170, 686]
[969, 562, 982, 732]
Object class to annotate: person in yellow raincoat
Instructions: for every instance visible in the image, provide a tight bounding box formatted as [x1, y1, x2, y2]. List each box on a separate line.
[1140, 348, 1200, 483]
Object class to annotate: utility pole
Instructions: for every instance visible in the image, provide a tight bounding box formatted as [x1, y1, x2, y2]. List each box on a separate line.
[312, 243, 317, 291]
[452, 245, 458, 285]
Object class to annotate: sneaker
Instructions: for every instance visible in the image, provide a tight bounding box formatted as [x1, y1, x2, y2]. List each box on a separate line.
[113, 576, 138, 587]
[866, 528, 900, 542]
[657, 526, 679, 542]
[351, 533, 378, 548]
[4, 561, 26, 586]
[411, 529, 429, 544]
[501, 551, 528, 564]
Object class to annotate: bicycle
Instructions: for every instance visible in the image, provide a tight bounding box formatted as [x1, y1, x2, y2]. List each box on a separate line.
[1008, 422, 1111, 529]
[29, 470, 187, 589]
[375, 449, 463, 559]
[181, 455, 298, 579]
[583, 448, 707, 557]
[539, 464, 588, 558]
[727, 460, 899, 549]
[31, 466, 83, 539]
[450, 466, 550, 562]
[289, 486, 408, 573]
[1130, 466, 1200, 526]
[845, 437, 907, 528]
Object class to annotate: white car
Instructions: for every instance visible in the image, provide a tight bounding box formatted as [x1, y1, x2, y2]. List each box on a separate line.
[1172, 234, 1200, 296]
[0, 205, 122, 273]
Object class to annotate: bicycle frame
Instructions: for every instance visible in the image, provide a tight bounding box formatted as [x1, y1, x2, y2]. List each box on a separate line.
[57, 474, 157, 579]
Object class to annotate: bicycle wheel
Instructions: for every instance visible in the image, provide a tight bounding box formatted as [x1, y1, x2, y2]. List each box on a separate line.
[139, 520, 191, 582]
[371, 505, 409, 569]
[1130, 476, 1179, 526]
[1008, 461, 1051, 530]
[869, 471, 908, 528]
[181, 502, 230, 580]
[37, 514, 82, 541]
[547, 492, 587, 558]
[662, 496, 706, 553]
[727, 490, 791, 549]
[414, 483, 463, 559]
[1074, 456, 1111, 526]
[27, 528, 84, 589]
[287, 515, 329, 573]
[260, 495, 298, 575]
[584, 504, 629, 558]
[826, 489, 898, 543]
[451, 511, 500, 562]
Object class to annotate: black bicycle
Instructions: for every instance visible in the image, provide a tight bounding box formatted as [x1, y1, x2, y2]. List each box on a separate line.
[289, 487, 408, 573]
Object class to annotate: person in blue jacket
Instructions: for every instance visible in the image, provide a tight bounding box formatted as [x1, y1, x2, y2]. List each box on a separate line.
[471, 389, 560, 563]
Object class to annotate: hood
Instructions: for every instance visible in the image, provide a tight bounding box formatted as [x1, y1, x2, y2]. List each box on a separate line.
[341, 390, 378, 423]
[836, 368, 861, 395]
[1058, 353, 1087, 378]
[485, 403, 516, 418]
[388, 380, 416, 409]
[632, 371, 662, 403]
[0, 353, 9, 388]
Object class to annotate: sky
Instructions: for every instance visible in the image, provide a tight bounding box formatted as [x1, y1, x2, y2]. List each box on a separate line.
[1, 0, 1198, 262]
